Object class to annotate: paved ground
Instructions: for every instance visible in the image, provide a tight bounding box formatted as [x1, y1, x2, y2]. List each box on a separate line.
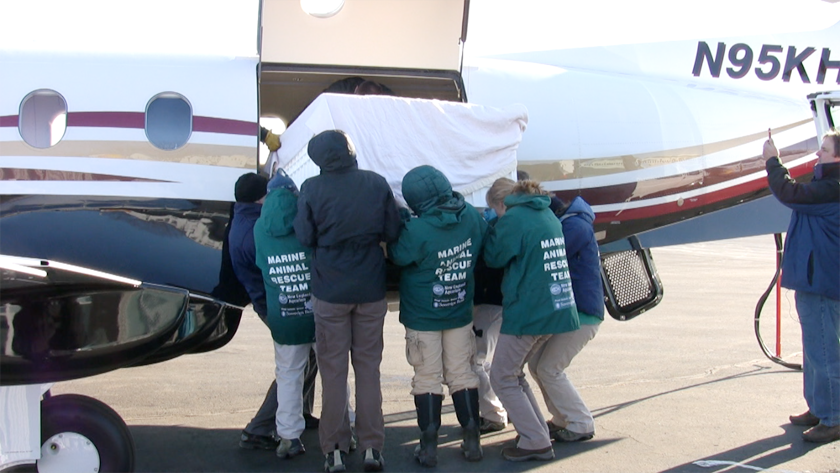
[54, 236, 839, 473]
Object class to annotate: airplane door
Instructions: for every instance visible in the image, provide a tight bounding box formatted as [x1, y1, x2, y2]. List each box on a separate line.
[258, 0, 470, 127]
[260, 0, 467, 73]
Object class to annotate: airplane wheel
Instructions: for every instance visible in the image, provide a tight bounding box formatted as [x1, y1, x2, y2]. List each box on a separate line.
[37, 394, 135, 473]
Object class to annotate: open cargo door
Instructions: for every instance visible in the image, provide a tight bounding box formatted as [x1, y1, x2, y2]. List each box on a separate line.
[259, 0, 469, 126]
[808, 90, 839, 138]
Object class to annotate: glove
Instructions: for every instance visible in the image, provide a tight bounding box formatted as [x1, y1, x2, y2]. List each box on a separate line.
[399, 207, 413, 222]
[483, 207, 497, 222]
[264, 130, 281, 152]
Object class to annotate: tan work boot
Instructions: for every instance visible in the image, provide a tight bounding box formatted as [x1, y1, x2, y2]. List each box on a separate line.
[802, 423, 840, 443]
[789, 411, 820, 427]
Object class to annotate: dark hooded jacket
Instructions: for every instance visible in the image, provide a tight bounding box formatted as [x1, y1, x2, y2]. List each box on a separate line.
[767, 158, 840, 300]
[484, 193, 580, 336]
[388, 165, 487, 331]
[555, 196, 605, 322]
[254, 189, 315, 345]
[229, 202, 267, 319]
[294, 130, 402, 303]
[473, 215, 504, 307]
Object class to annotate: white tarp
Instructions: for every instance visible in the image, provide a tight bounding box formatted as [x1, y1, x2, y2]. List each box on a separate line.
[271, 93, 528, 207]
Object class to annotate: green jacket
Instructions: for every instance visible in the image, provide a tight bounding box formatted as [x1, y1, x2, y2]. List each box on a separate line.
[388, 196, 487, 332]
[483, 193, 579, 336]
[254, 188, 316, 346]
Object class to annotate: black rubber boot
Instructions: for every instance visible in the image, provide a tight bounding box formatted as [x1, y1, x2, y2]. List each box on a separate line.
[413, 393, 442, 467]
[452, 388, 483, 461]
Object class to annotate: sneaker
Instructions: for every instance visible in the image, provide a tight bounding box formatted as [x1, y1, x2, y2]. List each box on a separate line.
[276, 438, 305, 459]
[553, 428, 594, 442]
[304, 414, 321, 429]
[789, 411, 820, 427]
[324, 449, 347, 473]
[363, 448, 385, 472]
[802, 423, 840, 443]
[501, 445, 554, 462]
[479, 417, 506, 434]
[546, 420, 563, 435]
[239, 431, 279, 450]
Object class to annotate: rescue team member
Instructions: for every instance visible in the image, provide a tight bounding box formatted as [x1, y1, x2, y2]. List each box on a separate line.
[229, 173, 317, 450]
[294, 130, 402, 472]
[484, 179, 580, 462]
[471, 179, 516, 435]
[253, 173, 315, 459]
[387, 165, 487, 467]
[530, 195, 604, 443]
[764, 129, 840, 443]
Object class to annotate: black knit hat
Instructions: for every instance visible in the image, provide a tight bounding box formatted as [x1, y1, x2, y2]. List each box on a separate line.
[234, 173, 268, 203]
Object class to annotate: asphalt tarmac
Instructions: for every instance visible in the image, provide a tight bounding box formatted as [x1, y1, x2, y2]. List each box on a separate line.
[54, 236, 839, 473]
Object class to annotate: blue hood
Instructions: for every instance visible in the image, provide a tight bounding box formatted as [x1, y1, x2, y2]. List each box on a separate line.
[562, 196, 596, 224]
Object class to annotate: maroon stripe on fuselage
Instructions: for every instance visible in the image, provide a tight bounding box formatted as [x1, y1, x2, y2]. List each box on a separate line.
[0, 168, 168, 182]
[553, 137, 817, 207]
[0, 112, 257, 136]
[588, 159, 814, 223]
[67, 112, 145, 128]
[192, 116, 257, 136]
[0, 115, 18, 127]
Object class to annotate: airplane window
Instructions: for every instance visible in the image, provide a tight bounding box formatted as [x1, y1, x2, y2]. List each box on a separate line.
[300, 0, 344, 18]
[19, 89, 67, 149]
[146, 93, 192, 150]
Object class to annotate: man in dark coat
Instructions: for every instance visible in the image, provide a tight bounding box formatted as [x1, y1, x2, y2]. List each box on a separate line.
[294, 130, 401, 472]
[229, 172, 319, 450]
[765, 131, 840, 444]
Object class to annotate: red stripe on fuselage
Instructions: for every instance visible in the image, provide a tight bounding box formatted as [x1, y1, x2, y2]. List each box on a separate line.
[590, 160, 815, 223]
[0, 168, 168, 182]
[0, 112, 257, 136]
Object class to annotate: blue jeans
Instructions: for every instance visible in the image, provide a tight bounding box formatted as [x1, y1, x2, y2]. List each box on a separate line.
[796, 291, 840, 427]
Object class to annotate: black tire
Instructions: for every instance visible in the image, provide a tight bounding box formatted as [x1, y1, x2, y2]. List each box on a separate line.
[38, 394, 135, 473]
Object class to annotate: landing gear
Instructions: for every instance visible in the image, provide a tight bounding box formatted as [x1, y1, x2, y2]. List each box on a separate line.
[37, 394, 135, 473]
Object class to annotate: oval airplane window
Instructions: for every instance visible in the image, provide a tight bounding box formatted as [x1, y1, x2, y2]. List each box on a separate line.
[300, 0, 344, 18]
[19, 89, 67, 149]
[146, 93, 192, 150]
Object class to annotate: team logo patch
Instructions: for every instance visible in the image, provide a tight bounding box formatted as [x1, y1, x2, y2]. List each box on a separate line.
[278, 294, 289, 304]
[550, 284, 563, 295]
[433, 284, 445, 296]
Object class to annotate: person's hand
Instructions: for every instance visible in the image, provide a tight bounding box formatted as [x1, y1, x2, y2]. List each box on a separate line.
[264, 130, 281, 152]
[763, 128, 778, 160]
[398, 207, 412, 222]
[762, 138, 778, 160]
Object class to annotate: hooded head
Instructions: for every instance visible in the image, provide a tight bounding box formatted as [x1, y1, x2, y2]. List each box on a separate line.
[267, 169, 298, 195]
[307, 130, 358, 172]
[234, 173, 268, 203]
[402, 165, 459, 216]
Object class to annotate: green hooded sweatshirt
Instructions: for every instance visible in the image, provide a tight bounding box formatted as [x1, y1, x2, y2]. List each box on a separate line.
[388, 165, 487, 332]
[254, 188, 315, 346]
[483, 193, 579, 336]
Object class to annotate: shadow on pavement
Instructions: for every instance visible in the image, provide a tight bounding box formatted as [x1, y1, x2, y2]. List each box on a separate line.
[131, 421, 620, 473]
[591, 365, 797, 419]
[658, 424, 827, 473]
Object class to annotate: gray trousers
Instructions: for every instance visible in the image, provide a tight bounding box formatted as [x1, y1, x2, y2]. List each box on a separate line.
[490, 333, 552, 450]
[472, 304, 507, 424]
[313, 296, 387, 454]
[244, 347, 318, 437]
[528, 324, 599, 434]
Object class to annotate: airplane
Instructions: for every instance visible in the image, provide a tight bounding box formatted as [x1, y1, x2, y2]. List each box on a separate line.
[1, 0, 838, 471]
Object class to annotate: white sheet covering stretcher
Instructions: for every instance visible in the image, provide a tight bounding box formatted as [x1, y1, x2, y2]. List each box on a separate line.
[271, 93, 528, 208]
